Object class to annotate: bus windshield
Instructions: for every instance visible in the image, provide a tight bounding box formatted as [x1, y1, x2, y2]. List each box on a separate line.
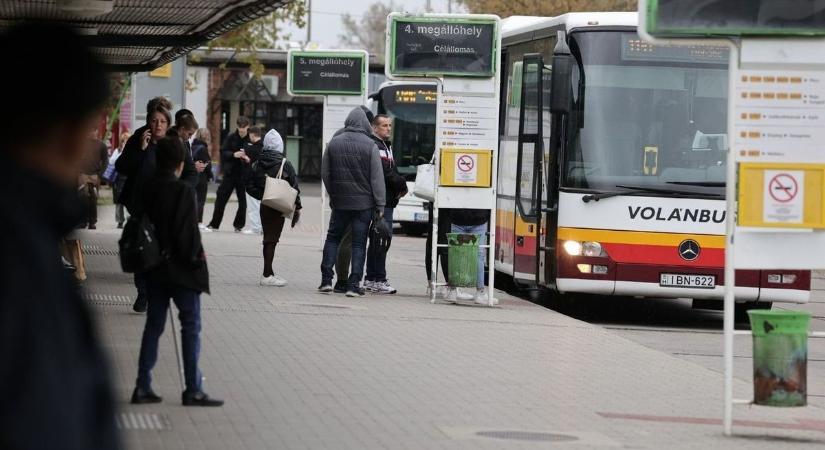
[377, 85, 437, 179]
[564, 31, 729, 195]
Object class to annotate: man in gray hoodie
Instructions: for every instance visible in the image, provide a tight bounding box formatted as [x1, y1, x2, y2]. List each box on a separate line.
[319, 107, 386, 297]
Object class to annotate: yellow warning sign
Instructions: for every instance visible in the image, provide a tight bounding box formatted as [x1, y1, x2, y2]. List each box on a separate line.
[738, 163, 825, 228]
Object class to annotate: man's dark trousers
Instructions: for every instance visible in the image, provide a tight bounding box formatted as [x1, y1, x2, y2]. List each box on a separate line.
[208, 175, 246, 230]
[137, 281, 202, 393]
[321, 208, 372, 291]
[365, 207, 394, 282]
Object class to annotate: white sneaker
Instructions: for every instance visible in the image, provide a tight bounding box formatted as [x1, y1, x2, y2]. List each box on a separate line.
[363, 280, 376, 292]
[371, 280, 397, 294]
[474, 288, 498, 306]
[444, 287, 458, 302]
[200, 224, 212, 233]
[456, 289, 475, 301]
[241, 229, 256, 235]
[260, 275, 287, 287]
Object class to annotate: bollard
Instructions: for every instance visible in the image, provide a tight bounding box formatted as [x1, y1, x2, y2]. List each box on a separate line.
[447, 233, 479, 287]
[748, 310, 812, 407]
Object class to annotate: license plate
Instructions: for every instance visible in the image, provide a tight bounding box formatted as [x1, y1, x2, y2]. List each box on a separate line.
[660, 273, 716, 289]
[414, 213, 428, 222]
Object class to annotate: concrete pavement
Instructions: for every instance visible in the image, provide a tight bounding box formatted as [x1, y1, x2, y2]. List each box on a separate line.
[77, 184, 825, 449]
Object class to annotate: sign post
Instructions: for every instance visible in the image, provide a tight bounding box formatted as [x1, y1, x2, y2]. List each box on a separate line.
[386, 13, 501, 305]
[640, 0, 825, 436]
[287, 50, 369, 247]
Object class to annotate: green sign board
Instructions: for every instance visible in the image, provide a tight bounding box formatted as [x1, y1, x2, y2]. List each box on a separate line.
[389, 16, 498, 77]
[646, 0, 825, 37]
[287, 51, 366, 96]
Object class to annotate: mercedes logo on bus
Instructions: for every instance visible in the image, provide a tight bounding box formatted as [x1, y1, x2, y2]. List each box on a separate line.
[678, 239, 701, 261]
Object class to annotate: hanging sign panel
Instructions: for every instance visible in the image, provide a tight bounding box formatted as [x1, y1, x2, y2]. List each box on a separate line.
[645, 0, 825, 37]
[287, 51, 366, 96]
[389, 17, 497, 77]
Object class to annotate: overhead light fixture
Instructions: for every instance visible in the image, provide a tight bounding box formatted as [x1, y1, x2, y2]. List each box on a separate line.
[56, 0, 114, 18]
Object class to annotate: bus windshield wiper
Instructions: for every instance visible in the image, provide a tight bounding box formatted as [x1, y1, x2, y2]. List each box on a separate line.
[581, 184, 722, 203]
[666, 181, 726, 187]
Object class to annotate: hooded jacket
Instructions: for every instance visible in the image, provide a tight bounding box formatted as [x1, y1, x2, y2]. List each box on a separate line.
[322, 108, 385, 210]
[246, 130, 302, 210]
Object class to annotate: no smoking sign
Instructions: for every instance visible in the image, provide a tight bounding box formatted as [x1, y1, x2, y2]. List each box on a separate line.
[454, 153, 478, 183]
[768, 173, 798, 203]
[764, 170, 804, 224]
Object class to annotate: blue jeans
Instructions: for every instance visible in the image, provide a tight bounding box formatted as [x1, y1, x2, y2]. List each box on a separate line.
[321, 208, 373, 290]
[365, 207, 394, 282]
[136, 282, 202, 393]
[451, 223, 488, 289]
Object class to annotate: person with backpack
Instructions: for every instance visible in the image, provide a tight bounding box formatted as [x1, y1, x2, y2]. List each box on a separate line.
[245, 129, 301, 286]
[116, 98, 198, 313]
[130, 136, 223, 407]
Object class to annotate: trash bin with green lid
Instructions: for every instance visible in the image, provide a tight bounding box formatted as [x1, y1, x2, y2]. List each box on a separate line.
[447, 233, 480, 287]
[748, 310, 811, 407]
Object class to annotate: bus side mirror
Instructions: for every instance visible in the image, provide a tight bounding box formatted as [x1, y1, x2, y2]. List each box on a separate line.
[550, 32, 573, 115]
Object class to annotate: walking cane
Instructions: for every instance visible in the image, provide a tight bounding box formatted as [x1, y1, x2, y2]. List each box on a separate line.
[168, 306, 186, 391]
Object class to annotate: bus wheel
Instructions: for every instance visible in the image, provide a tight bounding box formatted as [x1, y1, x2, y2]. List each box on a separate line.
[734, 301, 773, 323]
[400, 222, 427, 237]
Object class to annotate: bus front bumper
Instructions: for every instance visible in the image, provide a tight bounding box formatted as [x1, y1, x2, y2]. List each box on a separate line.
[556, 256, 810, 303]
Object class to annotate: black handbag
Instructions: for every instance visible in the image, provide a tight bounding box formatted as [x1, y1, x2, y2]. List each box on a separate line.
[369, 214, 392, 255]
[118, 214, 163, 273]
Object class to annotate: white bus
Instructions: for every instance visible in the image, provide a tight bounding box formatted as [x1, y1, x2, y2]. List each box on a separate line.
[495, 12, 809, 312]
[368, 81, 437, 235]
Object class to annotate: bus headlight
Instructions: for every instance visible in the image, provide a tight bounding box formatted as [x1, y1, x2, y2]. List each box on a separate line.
[582, 241, 604, 257]
[563, 240, 583, 256]
[564, 240, 606, 257]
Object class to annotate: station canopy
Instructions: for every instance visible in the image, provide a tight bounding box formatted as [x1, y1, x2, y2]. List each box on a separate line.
[0, 0, 291, 71]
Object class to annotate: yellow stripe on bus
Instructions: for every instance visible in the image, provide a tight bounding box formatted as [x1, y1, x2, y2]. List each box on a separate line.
[557, 227, 725, 248]
[496, 208, 538, 236]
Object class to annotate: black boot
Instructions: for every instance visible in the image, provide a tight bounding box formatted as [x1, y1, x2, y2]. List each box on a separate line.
[131, 387, 162, 404]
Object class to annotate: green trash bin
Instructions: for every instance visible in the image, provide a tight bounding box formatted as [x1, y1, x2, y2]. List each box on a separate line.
[447, 233, 480, 287]
[748, 310, 811, 407]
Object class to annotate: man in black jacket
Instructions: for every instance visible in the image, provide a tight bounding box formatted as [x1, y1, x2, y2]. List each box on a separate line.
[0, 23, 120, 450]
[320, 107, 386, 297]
[364, 114, 408, 294]
[131, 137, 223, 407]
[207, 116, 250, 232]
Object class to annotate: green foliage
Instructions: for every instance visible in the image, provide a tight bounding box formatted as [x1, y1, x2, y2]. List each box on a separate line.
[207, 1, 308, 77]
[456, 0, 637, 17]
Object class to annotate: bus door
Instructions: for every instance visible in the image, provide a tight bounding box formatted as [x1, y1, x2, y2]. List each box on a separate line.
[515, 54, 555, 286]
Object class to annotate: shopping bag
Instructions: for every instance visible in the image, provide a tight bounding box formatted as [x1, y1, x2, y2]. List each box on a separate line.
[413, 162, 435, 201]
[261, 162, 298, 218]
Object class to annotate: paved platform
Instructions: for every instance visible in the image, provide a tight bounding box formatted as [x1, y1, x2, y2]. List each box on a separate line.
[79, 185, 825, 449]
